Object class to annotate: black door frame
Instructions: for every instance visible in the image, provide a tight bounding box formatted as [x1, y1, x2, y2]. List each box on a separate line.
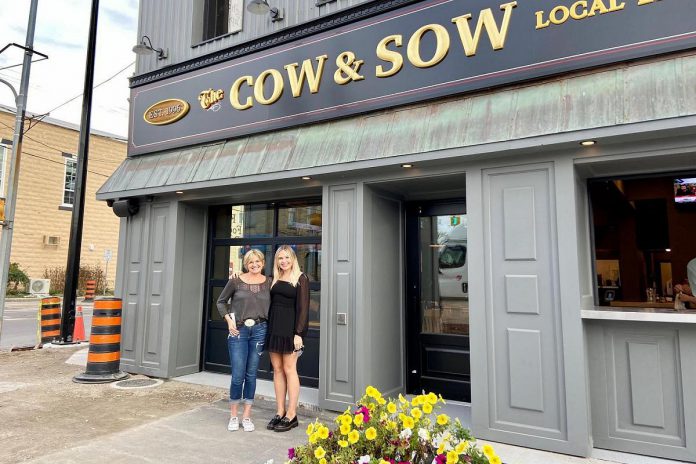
[200, 199, 322, 388]
[405, 199, 470, 401]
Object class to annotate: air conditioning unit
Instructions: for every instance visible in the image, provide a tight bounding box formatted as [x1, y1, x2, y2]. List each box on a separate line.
[43, 235, 60, 246]
[29, 278, 51, 295]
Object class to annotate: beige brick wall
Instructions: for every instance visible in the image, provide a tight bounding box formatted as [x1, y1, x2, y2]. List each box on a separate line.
[0, 109, 125, 289]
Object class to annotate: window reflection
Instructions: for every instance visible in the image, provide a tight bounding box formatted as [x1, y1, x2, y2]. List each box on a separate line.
[420, 214, 469, 335]
[278, 204, 322, 237]
[214, 204, 273, 238]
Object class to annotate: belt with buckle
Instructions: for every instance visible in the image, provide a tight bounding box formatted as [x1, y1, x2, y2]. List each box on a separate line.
[237, 317, 266, 327]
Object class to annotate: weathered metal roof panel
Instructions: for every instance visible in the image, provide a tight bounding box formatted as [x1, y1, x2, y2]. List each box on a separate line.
[190, 143, 224, 183]
[209, 138, 248, 181]
[562, 70, 622, 132]
[164, 146, 204, 185]
[99, 54, 696, 199]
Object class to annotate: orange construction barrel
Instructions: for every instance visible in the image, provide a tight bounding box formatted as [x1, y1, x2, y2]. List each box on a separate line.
[39, 297, 61, 344]
[83, 280, 96, 301]
[73, 297, 129, 383]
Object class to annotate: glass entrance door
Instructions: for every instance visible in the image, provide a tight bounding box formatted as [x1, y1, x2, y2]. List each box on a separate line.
[202, 200, 322, 387]
[406, 202, 470, 402]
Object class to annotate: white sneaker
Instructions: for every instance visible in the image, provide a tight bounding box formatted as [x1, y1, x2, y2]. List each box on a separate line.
[242, 417, 255, 432]
[227, 416, 239, 431]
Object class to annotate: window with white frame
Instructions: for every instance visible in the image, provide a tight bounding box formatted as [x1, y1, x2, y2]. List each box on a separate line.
[202, 0, 243, 41]
[62, 157, 77, 206]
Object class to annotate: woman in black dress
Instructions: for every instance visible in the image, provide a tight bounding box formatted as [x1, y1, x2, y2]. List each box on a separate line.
[265, 245, 309, 432]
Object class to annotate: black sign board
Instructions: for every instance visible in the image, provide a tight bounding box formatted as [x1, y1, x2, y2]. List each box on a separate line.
[129, 0, 696, 155]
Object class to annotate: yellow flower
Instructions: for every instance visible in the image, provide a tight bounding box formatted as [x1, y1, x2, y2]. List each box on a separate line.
[399, 394, 408, 404]
[402, 416, 415, 429]
[387, 402, 397, 414]
[455, 441, 467, 454]
[489, 456, 501, 464]
[411, 408, 422, 420]
[340, 423, 351, 435]
[366, 385, 380, 398]
[340, 415, 353, 427]
[314, 446, 326, 459]
[387, 420, 397, 430]
[348, 429, 360, 444]
[318, 426, 329, 439]
[319, 459, 327, 464]
[437, 443, 446, 455]
[380, 460, 391, 464]
[446, 450, 459, 464]
[367, 403, 375, 412]
[427, 392, 438, 404]
[411, 396, 421, 407]
[338, 440, 349, 448]
[354, 413, 364, 426]
[365, 426, 377, 440]
[482, 444, 495, 457]
[377, 397, 386, 405]
[309, 432, 318, 444]
[422, 403, 433, 414]
[306, 422, 315, 436]
[437, 414, 449, 425]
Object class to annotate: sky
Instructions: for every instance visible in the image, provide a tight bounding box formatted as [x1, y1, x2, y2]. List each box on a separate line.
[0, 0, 139, 138]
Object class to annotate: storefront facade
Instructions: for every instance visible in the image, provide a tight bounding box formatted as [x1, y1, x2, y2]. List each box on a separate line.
[101, 1, 696, 461]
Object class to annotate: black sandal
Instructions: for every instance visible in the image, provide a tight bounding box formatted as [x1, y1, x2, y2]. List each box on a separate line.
[266, 414, 284, 430]
[273, 415, 298, 432]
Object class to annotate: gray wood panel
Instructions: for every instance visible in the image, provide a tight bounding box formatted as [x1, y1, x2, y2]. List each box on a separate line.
[587, 321, 696, 462]
[142, 204, 169, 368]
[320, 184, 357, 410]
[474, 163, 586, 454]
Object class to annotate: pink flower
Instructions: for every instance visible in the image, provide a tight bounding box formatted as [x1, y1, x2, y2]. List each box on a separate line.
[288, 448, 295, 459]
[355, 405, 371, 423]
[435, 454, 447, 464]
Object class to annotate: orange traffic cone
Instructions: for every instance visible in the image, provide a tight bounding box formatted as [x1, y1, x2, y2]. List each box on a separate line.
[73, 306, 86, 342]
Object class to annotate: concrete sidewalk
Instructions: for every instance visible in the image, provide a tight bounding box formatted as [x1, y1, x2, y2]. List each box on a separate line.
[6, 347, 684, 464]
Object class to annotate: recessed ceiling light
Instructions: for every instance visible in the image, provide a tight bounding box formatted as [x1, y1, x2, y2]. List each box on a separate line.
[301, 176, 311, 180]
[580, 140, 596, 146]
[401, 164, 413, 168]
[666, 248, 672, 252]
[175, 191, 184, 194]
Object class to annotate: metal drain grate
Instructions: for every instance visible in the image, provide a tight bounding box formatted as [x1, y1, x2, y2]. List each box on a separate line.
[112, 378, 163, 390]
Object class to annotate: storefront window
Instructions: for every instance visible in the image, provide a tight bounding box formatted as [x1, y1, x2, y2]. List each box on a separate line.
[278, 204, 322, 237]
[214, 204, 273, 238]
[589, 175, 696, 310]
[211, 245, 273, 280]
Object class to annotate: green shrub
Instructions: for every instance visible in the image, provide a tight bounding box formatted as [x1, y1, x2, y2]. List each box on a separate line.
[7, 262, 29, 294]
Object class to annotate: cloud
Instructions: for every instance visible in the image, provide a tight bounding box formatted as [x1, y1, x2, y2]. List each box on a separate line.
[0, 0, 136, 137]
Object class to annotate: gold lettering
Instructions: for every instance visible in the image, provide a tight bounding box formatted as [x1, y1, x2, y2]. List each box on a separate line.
[230, 76, 254, 110]
[588, 0, 609, 16]
[452, 1, 517, 57]
[608, 0, 626, 11]
[570, 1, 589, 20]
[550, 5, 569, 24]
[637, 0, 660, 4]
[284, 55, 328, 98]
[375, 35, 404, 78]
[535, 10, 550, 29]
[407, 24, 450, 68]
[254, 69, 284, 105]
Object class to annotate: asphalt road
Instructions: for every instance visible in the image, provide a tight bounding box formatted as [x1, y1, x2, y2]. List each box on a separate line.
[0, 299, 93, 349]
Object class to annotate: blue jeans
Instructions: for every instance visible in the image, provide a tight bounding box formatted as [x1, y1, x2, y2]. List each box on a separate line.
[227, 322, 267, 405]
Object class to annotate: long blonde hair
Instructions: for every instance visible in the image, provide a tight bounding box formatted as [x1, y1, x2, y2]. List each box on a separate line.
[272, 245, 302, 287]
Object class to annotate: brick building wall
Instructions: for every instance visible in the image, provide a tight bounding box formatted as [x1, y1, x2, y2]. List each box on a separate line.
[0, 106, 126, 288]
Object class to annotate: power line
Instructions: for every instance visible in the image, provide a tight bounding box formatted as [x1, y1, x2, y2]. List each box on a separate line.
[0, 119, 123, 164]
[42, 61, 133, 116]
[20, 149, 111, 178]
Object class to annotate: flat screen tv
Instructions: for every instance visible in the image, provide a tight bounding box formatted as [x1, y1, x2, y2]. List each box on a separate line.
[674, 178, 696, 204]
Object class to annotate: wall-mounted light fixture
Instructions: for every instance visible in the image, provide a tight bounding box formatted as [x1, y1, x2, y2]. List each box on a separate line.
[132, 35, 168, 60]
[246, 0, 284, 22]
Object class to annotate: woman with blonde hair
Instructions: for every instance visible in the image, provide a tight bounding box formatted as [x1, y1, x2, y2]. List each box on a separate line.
[216, 248, 271, 432]
[265, 245, 310, 432]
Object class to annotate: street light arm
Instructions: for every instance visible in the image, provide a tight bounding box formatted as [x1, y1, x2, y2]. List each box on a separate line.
[0, 78, 19, 102]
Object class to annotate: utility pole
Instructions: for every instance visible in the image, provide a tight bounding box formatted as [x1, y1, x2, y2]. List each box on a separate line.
[59, 0, 100, 343]
[0, 0, 41, 344]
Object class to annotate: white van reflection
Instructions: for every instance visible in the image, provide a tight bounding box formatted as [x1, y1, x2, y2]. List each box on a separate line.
[438, 223, 468, 299]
